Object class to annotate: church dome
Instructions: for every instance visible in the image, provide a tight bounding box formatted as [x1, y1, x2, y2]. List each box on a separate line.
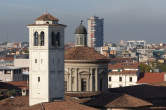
[75, 22, 87, 34]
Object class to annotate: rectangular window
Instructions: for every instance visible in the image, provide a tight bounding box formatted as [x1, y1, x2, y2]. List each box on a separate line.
[109, 77, 111, 82]
[35, 59, 37, 63]
[129, 77, 132, 82]
[4, 70, 11, 74]
[119, 77, 122, 82]
[81, 79, 87, 92]
[38, 77, 40, 82]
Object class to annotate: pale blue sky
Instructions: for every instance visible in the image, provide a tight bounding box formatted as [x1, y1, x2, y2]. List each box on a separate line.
[0, 0, 166, 43]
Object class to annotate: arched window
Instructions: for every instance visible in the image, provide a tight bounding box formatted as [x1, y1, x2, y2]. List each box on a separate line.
[56, 32, 60, 47]
[51, 32, 56, 46]
[34, 32, 38, 46]
[40, 31, 45, 46]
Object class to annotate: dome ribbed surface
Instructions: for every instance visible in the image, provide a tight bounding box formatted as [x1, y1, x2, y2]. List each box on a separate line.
[75, 24, 87, 34]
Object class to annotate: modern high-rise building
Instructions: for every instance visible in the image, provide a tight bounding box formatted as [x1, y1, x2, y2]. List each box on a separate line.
[27, 13, 66, 106]
[88, 16, 104, 47]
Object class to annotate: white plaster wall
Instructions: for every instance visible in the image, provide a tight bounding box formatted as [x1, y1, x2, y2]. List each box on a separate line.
[108, 74, 137, 88]
[28, 25, 65, 106]
[0, 69, 22, 82]
[14, 59, 29, 68]
[36, 20, 57, 25]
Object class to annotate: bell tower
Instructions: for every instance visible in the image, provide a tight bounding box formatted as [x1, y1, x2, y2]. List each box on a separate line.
[27, 13, 66, 106]
[75, 21, 87, 47]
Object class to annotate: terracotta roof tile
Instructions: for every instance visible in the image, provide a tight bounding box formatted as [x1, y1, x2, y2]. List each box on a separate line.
[137, 72, 165, 84]
[86, 92, 152, 108]
[65, 46, 109, 61]
[150, 81, 166, 86]
[35, 13, 59, 21]
[109, 70, 137, 75]
[0, 96, 98, 110]
[0, 57, 14, 61]
[109, 63, 139, 70]
[108, 94, 152, 108]
[0, 81, 28, 90]
[7, 81, 28, 89]
[107, 84, 166, 106]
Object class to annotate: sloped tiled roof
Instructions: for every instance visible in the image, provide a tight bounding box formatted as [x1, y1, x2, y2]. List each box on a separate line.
[150, 81, 166, 86]
[0, 96, 98, 110]
[86, 92, 152, 108]
[137, 72, 165, 84]
[35, 13, 59, 21]
[108, 94, 152, 108]
[109, 63, 139, 70]
[0, 57, 14, 61]
[108, 84, 166, 105]
[65, 46, 109, 61]
[109, 70, 137, 75]
[7, 81, 28, 89]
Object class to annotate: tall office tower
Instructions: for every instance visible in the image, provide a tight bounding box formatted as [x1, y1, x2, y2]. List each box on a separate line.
[27, 13, 66, 106]
[88, 16, 104, 47]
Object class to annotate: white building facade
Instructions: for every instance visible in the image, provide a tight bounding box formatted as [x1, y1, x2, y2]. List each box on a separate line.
[88, 16, 104, 47]
[28, 13, 66, 106]
[127, 40, 146, 49]
[0, 66, 23, 82]
[108, 71, 138, 88]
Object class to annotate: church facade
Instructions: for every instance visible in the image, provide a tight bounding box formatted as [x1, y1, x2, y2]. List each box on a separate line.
[65, 22, 109, 92]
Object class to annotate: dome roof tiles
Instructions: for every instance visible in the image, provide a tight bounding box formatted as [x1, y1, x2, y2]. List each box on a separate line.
[65, 46, 109, 61]
[35, 13, 59, 21]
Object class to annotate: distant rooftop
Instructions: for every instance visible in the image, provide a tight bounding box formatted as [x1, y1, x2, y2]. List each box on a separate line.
[0, 66, 22, 70]
[35, 13, 59, 21]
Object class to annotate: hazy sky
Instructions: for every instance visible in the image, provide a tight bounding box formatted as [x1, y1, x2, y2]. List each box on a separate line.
[0, 0, 166, 43]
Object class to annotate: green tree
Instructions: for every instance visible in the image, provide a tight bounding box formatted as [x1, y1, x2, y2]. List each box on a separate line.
[6, 89, 16, 97]
[139, 63, 151, 73]
[157, 63, 166, 72]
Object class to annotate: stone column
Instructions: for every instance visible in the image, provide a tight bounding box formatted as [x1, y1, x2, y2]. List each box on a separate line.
[69, 68, 72, 91]
[78, 69, 81, 91]
[71, 68, 73, 91]
[11, 70, 13, 81]
[66, 68, 69, 91]
[76, 68, 78, 91]
[95, 68, 98, 91]
[89, 68, 93, 91]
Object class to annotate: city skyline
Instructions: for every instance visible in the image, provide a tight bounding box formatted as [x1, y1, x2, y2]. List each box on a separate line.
[1, 0, 166, 43]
